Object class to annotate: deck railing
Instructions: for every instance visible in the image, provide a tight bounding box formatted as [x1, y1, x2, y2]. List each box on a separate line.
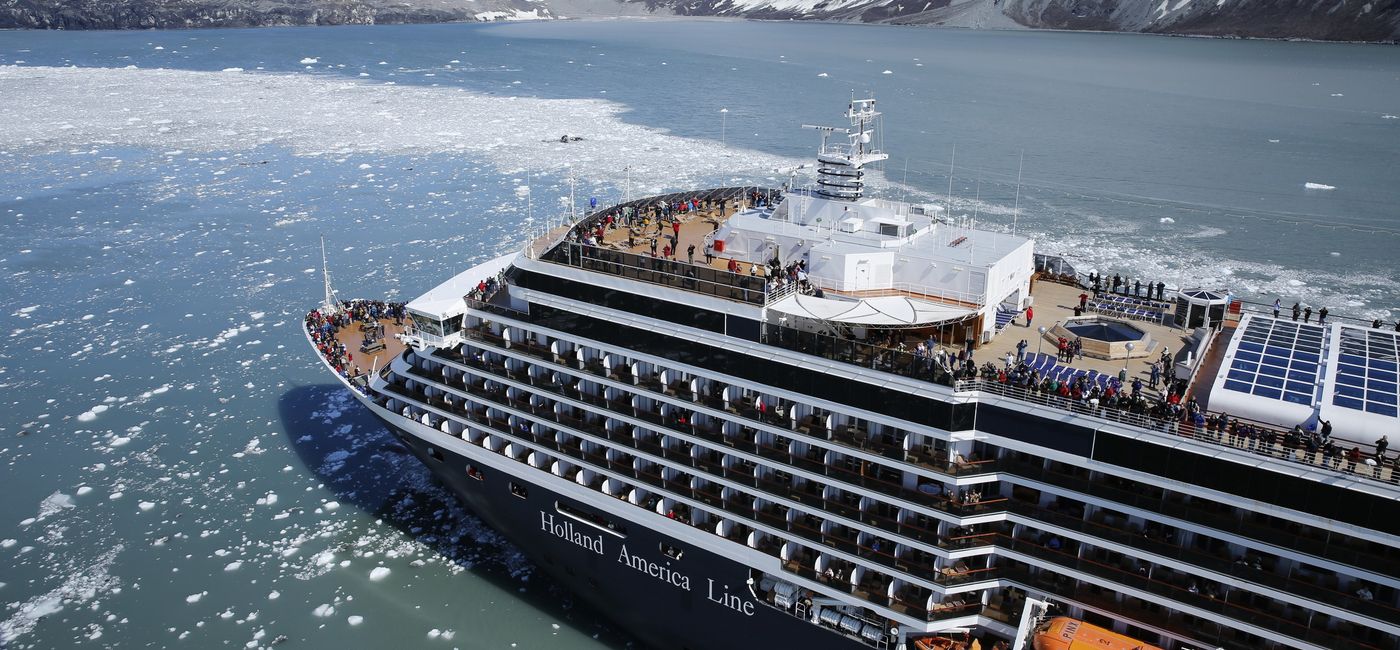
[957, 377, 1398, 486]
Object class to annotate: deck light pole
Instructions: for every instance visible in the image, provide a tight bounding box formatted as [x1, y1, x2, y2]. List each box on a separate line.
[1036, 325, 1048, 356]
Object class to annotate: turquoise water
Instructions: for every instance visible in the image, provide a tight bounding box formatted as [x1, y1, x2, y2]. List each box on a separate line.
[0, 20, 1397, 648]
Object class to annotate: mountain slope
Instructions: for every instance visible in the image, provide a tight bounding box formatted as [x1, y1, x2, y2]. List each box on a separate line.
[2, 0, 1397, 42]
[642, 0, 1400, 41]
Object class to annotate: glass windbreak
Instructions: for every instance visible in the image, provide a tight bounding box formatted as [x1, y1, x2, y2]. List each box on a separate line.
[409, 310, 445, 337]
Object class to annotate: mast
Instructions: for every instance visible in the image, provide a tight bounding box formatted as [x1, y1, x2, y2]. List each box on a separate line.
[945, 144, 956, 223]
[320, 235, 339, 314]
[802, 98, 887, 201]
[1013, 150, 1024, 237]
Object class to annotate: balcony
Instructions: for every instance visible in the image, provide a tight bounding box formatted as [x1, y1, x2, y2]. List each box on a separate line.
[997, 535, 1386, 650]
[1001, 454, 1400, 581]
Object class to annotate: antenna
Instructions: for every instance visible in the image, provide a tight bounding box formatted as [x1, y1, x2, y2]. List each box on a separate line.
[972, 179, 981, 229]
[945, 144, 956, 224]
[1013, 150, 1024, 237]
[900, 156, 909, 207]
[320, 235, 339, 314]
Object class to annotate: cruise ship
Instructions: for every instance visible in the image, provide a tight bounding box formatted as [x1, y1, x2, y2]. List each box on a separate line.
[304, 99, 1400, 650]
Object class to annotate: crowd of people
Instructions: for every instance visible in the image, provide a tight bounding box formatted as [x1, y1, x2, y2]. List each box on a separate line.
[305, 298, 406, 386]
[974, 358, 1396, 472]
[467, 271, 507, 305]
[1087, 271, 1168, 303]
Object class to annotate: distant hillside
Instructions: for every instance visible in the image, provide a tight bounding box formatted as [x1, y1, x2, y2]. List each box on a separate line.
[3, 0, 1398, 42]
[0, 0, 555, 29]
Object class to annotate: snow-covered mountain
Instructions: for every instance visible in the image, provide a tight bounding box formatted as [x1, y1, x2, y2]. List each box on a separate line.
[2, 0, 1397, 41]
[647, 0, 1400, 42]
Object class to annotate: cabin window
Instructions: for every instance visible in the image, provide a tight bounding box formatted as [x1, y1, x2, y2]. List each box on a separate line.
[466, 464, 485, 481]
[660, 543, 684, 560]
[509, 481, 528, 499]
[427, 447, 444, 462]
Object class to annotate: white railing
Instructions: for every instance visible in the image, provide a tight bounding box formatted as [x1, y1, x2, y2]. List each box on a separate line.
[816, 279, 984, 308]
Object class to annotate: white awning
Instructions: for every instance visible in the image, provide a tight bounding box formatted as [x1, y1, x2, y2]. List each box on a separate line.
[407, 253, 517, 319]
[767, 293, 974, 327]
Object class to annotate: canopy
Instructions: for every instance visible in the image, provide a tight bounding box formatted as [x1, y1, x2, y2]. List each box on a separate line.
[767, 293, 974, 327]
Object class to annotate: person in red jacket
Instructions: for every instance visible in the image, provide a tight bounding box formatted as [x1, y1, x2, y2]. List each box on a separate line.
[1026, 306, 1035, 328]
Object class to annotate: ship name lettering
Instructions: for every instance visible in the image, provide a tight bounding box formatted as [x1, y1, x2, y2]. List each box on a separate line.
[616, 544, 691, 591]
[540, 511, 604, 555]
[706, 578, 755, 616]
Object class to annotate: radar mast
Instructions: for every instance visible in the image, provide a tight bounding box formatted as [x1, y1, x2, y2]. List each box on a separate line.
[802, 98, 888, 201]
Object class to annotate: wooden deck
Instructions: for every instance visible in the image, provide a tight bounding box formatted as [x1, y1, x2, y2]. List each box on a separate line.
[332, 317, 408, 376]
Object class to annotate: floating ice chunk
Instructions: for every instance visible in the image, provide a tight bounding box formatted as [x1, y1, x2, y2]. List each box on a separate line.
[817, 72, 828, 77]
[222, 67, 244, 73]
[369, 567, 391, 581]
[224, 561, 243, 571]
[323, 501, 340, 511]
[313, 603, 335, 617]
[428, 629, 441, 639]
[1383, 114, 1398, 119]
[109, 491, 123, 500]
[881, 70, 893, 75]
[300, 57, 319, 65]
[1288, 279, 1306, 287]
[268, 591, 280, 600]
[1159, 217, 1175, 224]
[138, 501, 155, 511]
[1330, 251, 1341, 256]
[110, 436, 131, 448]
[1, 539, 15, 548]
[1304, 182, 1335, 190]
[186, 592, 205, 603]
[34, 492, 76, 522]
[347, 615, 364, 626]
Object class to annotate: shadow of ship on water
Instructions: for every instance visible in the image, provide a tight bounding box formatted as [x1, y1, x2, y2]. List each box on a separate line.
[279, 383, 639, 649]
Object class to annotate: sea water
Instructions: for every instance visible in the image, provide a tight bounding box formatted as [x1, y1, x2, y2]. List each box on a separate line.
[0, 20, 1397, 649]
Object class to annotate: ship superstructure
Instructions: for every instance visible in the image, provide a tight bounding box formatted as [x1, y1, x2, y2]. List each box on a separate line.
[306, 99, 1400, 650]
